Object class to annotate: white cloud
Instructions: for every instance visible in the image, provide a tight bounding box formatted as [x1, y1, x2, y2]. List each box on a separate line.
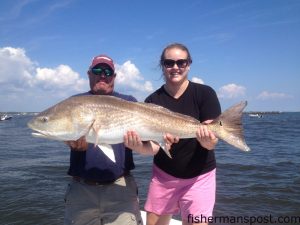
[0, 47, 154, 111]
[218, 83, 246, 99]
[0, 46, 88, 111]
[191, 77, 204, 84]
[34, 65, 87, 91]
[0, 47, 87, 93]
[0, 47, 35, 85]
[115, 60, 154, 92]
[257, 91, 293, 100]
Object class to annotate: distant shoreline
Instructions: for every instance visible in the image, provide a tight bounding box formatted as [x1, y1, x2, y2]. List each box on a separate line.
[244, 111, 282, 114]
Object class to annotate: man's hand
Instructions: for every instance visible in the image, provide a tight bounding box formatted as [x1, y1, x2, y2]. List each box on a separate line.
[65, 136, 88, 151]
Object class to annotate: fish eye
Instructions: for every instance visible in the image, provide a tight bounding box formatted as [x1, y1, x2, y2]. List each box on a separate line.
[41, 117, 48, 123]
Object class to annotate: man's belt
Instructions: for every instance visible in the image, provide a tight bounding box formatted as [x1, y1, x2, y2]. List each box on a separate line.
[72, 171, 130, 186]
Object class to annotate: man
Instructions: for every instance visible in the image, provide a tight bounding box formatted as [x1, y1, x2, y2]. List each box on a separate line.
[64, 54, 143, 225]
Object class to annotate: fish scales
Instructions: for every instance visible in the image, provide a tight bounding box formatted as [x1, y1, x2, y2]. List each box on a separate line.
[83, 95, 201, 138]
[28, 95, 251, 154]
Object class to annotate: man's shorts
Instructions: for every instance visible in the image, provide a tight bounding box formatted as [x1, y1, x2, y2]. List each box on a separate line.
[64, 174, 143, 225]
[144, 165, 216, 221]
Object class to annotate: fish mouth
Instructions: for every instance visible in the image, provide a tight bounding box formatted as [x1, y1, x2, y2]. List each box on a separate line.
[31, 131, 65, 141]
[32, 132, 48, 138]
[27, 121, 51, 139]
[31, 131, 56, 140]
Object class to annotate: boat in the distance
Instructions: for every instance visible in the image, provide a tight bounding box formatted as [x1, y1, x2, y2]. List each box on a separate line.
[248, 113, 263, 118]
[0, 114, 12, 121]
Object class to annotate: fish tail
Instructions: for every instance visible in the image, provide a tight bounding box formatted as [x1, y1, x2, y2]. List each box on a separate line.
[210, 101, 251, 152]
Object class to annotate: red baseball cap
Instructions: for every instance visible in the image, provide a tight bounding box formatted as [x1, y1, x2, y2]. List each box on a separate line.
[89, 54, 115, 71]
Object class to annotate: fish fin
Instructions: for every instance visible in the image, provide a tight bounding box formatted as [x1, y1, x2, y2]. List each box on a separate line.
[97, 144, 116, 163]
[159, 142, 172, 159]
[94, 133, 99, 148]
[211, 101, 251, 152]
[73, 120, 95, 141]
[91, 121, 101, 147]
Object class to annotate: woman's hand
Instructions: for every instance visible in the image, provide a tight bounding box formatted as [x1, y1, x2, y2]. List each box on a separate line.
[124, 130, 144, 151]
[124, 131, 179, 155]
[163, 133, 179, 151]
[196, 120, 218, 150]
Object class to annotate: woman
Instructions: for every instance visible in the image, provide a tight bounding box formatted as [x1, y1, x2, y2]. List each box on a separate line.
[125, 43, 221, 225]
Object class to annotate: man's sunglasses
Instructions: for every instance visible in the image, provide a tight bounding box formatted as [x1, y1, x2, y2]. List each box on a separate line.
[90, 67, 114, 77]
[163, 59, 189, 68]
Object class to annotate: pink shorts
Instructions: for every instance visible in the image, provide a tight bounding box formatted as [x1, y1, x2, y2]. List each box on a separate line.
[144, 165, 216, 221]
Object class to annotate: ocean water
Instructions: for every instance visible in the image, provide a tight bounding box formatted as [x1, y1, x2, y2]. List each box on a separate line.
[0, 113, 299, 225]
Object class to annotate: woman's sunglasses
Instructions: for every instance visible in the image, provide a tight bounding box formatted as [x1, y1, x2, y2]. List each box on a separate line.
[163, 59, 189, 68]
[90, 67, 114, 77]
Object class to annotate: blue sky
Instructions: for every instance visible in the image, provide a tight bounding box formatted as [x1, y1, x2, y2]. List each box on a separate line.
[0, 0, 299, 112]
